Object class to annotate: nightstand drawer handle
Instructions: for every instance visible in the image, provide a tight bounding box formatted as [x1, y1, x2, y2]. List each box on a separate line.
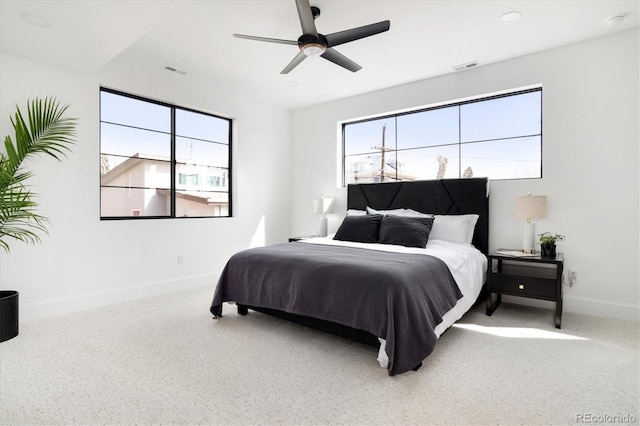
[518, 284, 525, 290]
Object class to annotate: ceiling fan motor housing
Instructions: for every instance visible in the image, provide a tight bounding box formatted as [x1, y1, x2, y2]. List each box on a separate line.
[298, 33, 328, 49]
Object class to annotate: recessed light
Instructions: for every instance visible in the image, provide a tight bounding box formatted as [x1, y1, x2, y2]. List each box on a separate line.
[286, 81, 298, 87]
[499, 11, 521, 23]
[20, 12, 51, 28]
[604, 15, 624, 26]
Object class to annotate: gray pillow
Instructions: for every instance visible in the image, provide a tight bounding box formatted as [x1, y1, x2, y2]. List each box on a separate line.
[378, 215, 435, 248]
[334, 214, 382, 243]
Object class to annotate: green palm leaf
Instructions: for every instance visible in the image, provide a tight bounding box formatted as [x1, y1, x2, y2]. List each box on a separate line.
[0, 97, 76, 252]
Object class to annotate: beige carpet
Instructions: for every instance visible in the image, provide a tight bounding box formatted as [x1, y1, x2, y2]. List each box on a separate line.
[0, 285, 638, 425]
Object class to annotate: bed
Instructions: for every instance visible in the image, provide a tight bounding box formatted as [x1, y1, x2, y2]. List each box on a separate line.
[210, 178, 489, 375]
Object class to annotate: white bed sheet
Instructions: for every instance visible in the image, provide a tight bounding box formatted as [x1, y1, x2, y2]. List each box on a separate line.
[299, 236, 487, 368]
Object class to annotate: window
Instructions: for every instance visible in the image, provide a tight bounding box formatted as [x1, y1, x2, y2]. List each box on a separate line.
[342, 88, 542, 185]
[100, 88, 231, 218]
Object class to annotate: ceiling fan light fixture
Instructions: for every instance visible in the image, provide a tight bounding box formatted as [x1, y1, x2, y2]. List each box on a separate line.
[301, 43, 326, 57]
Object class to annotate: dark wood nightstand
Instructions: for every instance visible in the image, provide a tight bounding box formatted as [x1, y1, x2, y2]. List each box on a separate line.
[288, 235, 321, 242]
[486, 250, 564, 328]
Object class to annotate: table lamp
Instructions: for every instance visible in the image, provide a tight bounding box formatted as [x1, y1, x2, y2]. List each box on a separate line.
[514, 193, 547, 253]
[313, 197, 334, 237]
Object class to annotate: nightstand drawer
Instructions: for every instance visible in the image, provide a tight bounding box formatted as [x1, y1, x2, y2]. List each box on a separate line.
[490, 274, 556, 299]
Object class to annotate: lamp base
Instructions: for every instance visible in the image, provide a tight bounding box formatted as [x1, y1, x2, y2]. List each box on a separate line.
[521, 222, 536, 253]
[319, 216, 328, 237]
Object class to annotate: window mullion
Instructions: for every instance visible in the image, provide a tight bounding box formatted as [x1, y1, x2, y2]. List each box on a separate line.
[458, 105, 462, 178]
[393, 117, 398, 181]
[171, 108, 176, 218]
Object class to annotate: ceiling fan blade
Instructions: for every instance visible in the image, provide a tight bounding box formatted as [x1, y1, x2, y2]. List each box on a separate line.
[324, 20, 390, 47]
[321, 48, 362, 73]
[233, 33, 298, 46]
[295, 0, 318, 36]
[281, 51, 308, 74]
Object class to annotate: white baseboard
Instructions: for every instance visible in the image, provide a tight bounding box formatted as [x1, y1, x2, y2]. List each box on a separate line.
[20, 273, 218, 322]
[19, 276, 639, 324]
[563, 295, 639, 322]
[503, 295, 639, 323]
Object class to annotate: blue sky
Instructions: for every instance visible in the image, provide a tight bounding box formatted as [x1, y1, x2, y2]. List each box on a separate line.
[100, 91, 230, 169]
[344, 90, 542, 181]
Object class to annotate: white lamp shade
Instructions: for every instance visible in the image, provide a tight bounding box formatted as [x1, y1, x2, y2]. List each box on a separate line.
[514, 194, 547, 253]
[313, 197, 334, 215]
[514, 195, 547, 220]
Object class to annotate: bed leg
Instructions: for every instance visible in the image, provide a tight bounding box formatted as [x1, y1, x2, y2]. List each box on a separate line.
[412, 362, 422, 372]
[237, 305, 248, 316]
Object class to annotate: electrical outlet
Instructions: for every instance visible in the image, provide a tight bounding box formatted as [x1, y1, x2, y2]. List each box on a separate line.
[177, 255, 184, 265]
[569, 269, 577, 286]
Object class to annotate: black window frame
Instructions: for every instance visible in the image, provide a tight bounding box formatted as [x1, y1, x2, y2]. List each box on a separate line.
[99, 87, 233, 220]
[342, 87, 542, 186]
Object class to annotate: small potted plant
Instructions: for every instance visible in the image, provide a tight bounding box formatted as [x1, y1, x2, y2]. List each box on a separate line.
[538, 232, 565, 258]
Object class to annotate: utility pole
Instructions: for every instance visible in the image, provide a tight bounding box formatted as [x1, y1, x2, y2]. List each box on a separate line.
[373, 124, 393, 182]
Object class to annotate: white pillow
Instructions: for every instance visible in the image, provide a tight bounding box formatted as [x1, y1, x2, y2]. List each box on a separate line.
[366, 206, 407, 216]
[404, 209, 433, 218]
[346, 209, 366, 216]
[366, 206, 433, 217]
[429, 214, 479, 245]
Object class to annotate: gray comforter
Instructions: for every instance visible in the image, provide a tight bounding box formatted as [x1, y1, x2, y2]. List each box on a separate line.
[210, 242, 462, 375]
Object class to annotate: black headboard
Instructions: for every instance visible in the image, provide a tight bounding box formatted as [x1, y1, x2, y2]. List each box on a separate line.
[347, 178, 489, 254]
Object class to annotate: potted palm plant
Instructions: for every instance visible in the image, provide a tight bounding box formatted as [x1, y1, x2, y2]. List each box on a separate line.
[538, 232, 565, 259]
[0, 97, 76, 342]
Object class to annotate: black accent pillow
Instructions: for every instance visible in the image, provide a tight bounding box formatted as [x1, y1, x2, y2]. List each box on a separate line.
[334, 214, 382, 243]
[378, 215, 435, 248]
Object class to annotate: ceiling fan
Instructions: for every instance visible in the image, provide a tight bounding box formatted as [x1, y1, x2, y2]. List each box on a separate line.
[233, 0, 390, 74]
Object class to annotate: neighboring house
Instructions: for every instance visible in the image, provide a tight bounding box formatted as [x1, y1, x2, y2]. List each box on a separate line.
[100, 153, 229, 217]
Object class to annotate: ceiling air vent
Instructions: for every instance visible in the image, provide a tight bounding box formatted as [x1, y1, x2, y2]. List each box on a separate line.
[164, 66, 187, 75]
[452, 61, 478, 72]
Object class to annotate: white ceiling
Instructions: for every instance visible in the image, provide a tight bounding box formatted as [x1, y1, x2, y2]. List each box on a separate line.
[1, 0, 638, 110]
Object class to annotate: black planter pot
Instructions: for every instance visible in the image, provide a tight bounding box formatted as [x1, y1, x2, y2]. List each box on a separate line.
[540, 243, 557, 259]
[0, 290, 19, 342]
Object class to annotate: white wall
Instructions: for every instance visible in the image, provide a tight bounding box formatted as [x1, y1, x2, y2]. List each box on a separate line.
[0, 53, 291, 321]
[290, 29, 639, 322]
[2, 29, 637, 324]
